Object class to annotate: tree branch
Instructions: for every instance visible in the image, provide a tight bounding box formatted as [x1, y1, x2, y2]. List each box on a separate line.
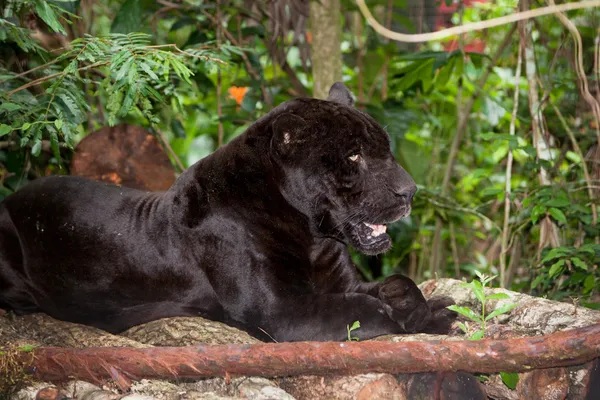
[356, 0, 600, 43]
[16, 323, 600, 383]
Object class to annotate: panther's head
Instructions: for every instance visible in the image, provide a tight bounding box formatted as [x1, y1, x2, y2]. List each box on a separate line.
[269, 83, 417, 255]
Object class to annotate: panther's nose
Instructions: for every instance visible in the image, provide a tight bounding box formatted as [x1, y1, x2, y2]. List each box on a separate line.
[393, 184, 417, 203]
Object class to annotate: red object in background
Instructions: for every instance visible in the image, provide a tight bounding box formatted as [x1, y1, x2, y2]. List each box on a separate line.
[436, 0, 488, 52]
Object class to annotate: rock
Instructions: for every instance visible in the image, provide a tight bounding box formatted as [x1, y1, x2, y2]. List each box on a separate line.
[35, 387, 59, 400]
[62, 381, 102, 399]
[356, 375, 404, 400]
[280, 373, 397, 400]
[419, 279, 600, 336]
[129, 380, 182, 400]
[123, 317, 260, 346]
[80, 390, 120, 400]
[516, 368, 569, 400]
[12, 383, 57, 400]
[3, 313, 150, 348]
[396, 372, 487, 400]
[120, 396, 157, 400]
[483, 374, 518, 400]
[236, 378, 295, 400]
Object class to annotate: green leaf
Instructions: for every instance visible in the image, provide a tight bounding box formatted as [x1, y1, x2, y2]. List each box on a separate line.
[531, 275, 545, 290]
[49, 130, 60, 161]
[570, 257, 588, 271]
[544, 198, 571, 208]
[34, 0, 67, 34]
[434, 57, 455, 88]
[0, 124, 12, 137]
[531, 204, 546, 224]
[31, 140, 42, 157]
[471, 280, 485, 305]
[500, 372, 519, 390]
[21, 123, 31, 131]
[54, 119, 63, 130]
[140, 62, 159, 80]
[486, 293, 511, 300]
[469, 330, 484, 340]
[447, 305, 482, 323]
[395, 59, 435, 92]
[456, 321, 468, 334]
[541, 247, 570, 264]
[349, 320, 360, 331]
[0, 102, 22, 112]
[18, 344, 37, 352]
[485, 303, 518, 321]
[549, 259, 566, 278]
[583, 275, 596, 294]
[549, 207, 567, 224]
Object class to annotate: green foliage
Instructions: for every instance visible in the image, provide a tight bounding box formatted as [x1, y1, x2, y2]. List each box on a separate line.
[346, 320, 361, 342]
[447, 272, 517, 340]
[500, 371, 519, 390]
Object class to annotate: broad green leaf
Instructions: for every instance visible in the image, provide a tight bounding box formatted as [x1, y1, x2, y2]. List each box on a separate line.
[544, 198, 571, 208]
[31, 140, 42, 157]
[486, 293, 511, 300]
[435, 57, 455, 88]
[549, 207, 567, 224]
[34, 0, 67, 35]
[447, 305, 482, 323]
[583, 274, 596, 293]
[549, 259, 566, 278]
[541, 247, 570, 264]
[349, 320, 360, 331]
[21, 123, 31, 131]
[0, 124, 12, 136]
[531, 204, 546, 224]
[54, 119, 63, 130]
[579, 244, 599, 255]
[570, 257, 588, 271]
[485, 303, 518, 321]
[469, 330, 484, 340]
[500, 372, 519, 390]
[456, 321, 468, 334]
[0, 102, 22, 112]
[531, 275, 545, 290]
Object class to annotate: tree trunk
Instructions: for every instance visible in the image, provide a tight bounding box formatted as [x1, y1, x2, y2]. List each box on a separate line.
[310, 0, 342, 99]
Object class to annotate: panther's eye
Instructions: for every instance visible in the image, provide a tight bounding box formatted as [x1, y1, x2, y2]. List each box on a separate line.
[348, 154, 361, 162]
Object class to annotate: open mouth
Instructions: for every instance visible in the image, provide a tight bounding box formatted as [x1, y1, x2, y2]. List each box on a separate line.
[364, 222, 387, 237]
[350, 221, 392, 255]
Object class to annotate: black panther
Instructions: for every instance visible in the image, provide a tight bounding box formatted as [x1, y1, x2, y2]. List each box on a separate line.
[0, 83, 455, 341]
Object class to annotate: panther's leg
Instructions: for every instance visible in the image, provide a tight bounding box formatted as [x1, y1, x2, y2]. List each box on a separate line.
[354, 274, 457, 334]
[0, 205, 38, 314]
[253, 293, 404, 342]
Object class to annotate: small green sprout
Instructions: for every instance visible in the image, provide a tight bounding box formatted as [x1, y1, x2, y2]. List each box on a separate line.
[346, 320, 361, 341]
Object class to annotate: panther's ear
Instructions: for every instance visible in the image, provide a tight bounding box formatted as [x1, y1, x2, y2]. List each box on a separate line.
[327, 82, 354, 106]
[271, 113, 308, 156]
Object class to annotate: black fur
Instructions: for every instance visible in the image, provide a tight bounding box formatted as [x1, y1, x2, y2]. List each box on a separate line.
[0, 84, 455, 341]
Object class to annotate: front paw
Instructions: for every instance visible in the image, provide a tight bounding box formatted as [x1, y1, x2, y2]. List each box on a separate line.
[424, 296, 458, 334]
[378, 274, 431, 332]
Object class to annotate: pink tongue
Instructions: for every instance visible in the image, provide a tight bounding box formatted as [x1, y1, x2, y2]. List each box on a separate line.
[365, 223, 387, 236]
